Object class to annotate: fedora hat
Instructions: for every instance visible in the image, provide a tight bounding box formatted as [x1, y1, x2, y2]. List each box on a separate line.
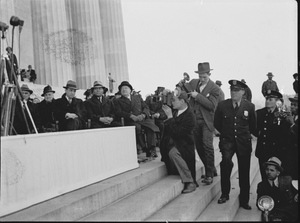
[215, 80, 222, 86]
[228, 79, 248, 90]
[195, 62, 213, 74]
[267, 72, 274, 77]
[118, 81, 133, 91]
[41, 85, 55, 96]
[263, 157, 283, 172]
[91, 81, 108, 93]
[21, 84, 33, 94]
[288, 95, 298, 103]
[63, 80, 78, 90]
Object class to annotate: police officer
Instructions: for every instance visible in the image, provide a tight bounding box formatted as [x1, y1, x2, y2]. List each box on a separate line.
[214, 80, 257, 210]
[253, 90, 291, 180]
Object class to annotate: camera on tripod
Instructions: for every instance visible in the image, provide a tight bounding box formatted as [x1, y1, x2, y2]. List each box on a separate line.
[10, 16, 24, 27]
[0, 22, 9, 31]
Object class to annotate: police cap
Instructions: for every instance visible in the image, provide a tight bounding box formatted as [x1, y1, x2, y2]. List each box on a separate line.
[228, 79, 248, 91]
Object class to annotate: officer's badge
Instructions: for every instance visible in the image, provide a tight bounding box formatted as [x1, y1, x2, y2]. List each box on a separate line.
[244, 111, 248, 117]
[206, 93, 210, 97]
[233, 80, 237, 85]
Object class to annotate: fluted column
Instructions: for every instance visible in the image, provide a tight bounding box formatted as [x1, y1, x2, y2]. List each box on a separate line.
[67, 0, 107, 89]
[99, 0, 129, 93]
[31, 0, 74, 87]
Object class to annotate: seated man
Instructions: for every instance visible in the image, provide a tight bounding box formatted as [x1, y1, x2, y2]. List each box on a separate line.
[13, 84, 41, 134]
[54, 80, 87, 131]
[256, 157, 298, 221]
[85, 81, 121, 128]
[145, 86, 168, 147]
[38, 85, 57, 132]
[161, 88, 197, 194]
[114, 81, 159, 158]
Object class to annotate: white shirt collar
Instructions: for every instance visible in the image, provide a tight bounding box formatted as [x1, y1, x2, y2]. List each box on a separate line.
[177, 106, 188, 117]
[268, 177, 279, 187]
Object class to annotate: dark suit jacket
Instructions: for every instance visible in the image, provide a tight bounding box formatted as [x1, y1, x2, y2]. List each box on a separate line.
[186, 79, 219, 131]
[13, 99, 41, 134]
[54, 93, 87, 131]
[85, 95, 120, 128]
[38, 99, 56, 128]
[256, 175, 298, 221]
[254, 107, 291, 160]
[161, 105, 196, 180]
[114, 94, 159, 132]
[214, 99, 256, 156]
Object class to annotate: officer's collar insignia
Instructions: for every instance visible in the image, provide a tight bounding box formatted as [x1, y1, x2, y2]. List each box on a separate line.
[233, 80, 237, 85]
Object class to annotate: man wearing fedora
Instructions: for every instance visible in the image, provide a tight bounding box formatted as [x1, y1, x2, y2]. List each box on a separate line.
[145, 86, 168, 148]
[241, 79, 252, 102]
[114, 81, 160, 158]
[186, 62, 219, 185]
[54, 80, 87, 131]
[253, 90, 291, 180]
[256, 157, 298, 221]
[292, 73, 298, 96]
[261, 72, 279, 97]
[38, 85, 57, 132]
[13, 84, 41, 134]
[85, 81, 121, 128]
[215, 80, 225, 103]
[214, 80, 256, 210]
[285, 95, 298, 180]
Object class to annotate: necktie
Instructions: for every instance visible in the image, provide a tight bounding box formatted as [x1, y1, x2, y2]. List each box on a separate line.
[69, 99, 72, 104]
[234, 102, 239, 113]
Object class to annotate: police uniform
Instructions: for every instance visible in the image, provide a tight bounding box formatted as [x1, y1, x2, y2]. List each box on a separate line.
[214, 80, 256, 209]
[254, 90, 291, 180]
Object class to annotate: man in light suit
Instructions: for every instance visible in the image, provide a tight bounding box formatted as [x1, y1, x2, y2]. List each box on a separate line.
[187, 62, 220, 185]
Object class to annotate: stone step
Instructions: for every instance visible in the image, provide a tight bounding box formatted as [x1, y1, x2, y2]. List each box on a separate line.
[233, 170, 262, 221]
[145, 152, 239, 221]
[81, 148, 223, 221]
[0, 158, 167, 221]
[196, 153, 260, 221]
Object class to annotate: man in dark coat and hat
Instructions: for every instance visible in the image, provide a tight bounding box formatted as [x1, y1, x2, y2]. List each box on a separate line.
[85, 81, 121, 128]
[13, 84, 41, 134]
[38, 85, 57, 132]
[253, 90, 291, 180]
[54, 80, 87, 131]
[161, 88, 197, 194]
[185, 62, 219, 185]
[214, 79, 256, 210]
[256, 157, 298, 221]
[114, 81, 160, 158]
[261, 72, 279, 97]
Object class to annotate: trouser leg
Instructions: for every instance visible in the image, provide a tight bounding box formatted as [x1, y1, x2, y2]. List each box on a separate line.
[169, 147, 194, 183]
[220, 148, 235, 196]
[237, 153, 251, 204]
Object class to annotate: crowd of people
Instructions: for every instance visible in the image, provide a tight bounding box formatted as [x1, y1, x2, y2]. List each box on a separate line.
[7, 61, 298, 221]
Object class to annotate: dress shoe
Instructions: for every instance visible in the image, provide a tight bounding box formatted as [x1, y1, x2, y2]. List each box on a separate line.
[218, 195, 229, 204]
[182, 182, 196, 194]
[240, 203, 252, 210]
[201, 172, 217, 179]
[202, 177, 213, 185]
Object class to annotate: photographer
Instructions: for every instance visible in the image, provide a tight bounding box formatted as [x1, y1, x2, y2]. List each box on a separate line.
[253, 90, 292, 180]
[161, 88, 197, 194]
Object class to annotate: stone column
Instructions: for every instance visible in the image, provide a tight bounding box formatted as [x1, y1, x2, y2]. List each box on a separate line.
[67, 0, 107, 90]
[31, 0, 74, 87]
[99, 0, 129, 93]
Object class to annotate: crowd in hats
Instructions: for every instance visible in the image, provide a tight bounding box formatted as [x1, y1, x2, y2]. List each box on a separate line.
[9, 61, 298, 220]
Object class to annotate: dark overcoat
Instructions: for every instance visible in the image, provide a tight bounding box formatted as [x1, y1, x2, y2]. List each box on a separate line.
[13, 99, 41, 134]
[85, 95, 121, 128]
[214, 98, 256, 156]
[254, 107, 291, 161]
[54, 93, 87, 131]
[256, 176, 298, 221]
[114, 94, 159, 132]
[161, 106, 196, 181]
[38, 99, 56, 128]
